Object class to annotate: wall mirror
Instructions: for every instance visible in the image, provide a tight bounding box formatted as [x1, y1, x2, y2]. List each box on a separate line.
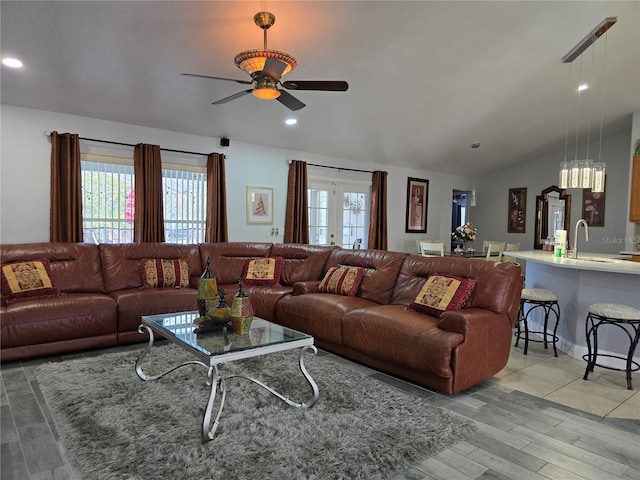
[534, 185, 571, 249]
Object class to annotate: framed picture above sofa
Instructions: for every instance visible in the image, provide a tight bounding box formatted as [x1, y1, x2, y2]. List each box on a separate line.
[405, 177, 429, 233]
[246, 186, 273, 224]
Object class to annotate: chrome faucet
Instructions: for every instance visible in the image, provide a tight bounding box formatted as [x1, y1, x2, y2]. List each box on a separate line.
[572, 219, 589, 259]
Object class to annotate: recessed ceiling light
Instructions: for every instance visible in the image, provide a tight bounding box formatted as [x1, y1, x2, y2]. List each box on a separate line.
[284, 118, 297, 126]
[2, 57, 23, 69]
[578, 83, 589, 92]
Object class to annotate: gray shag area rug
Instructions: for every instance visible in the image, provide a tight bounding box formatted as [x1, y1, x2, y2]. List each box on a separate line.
[37, 344, 477, 480]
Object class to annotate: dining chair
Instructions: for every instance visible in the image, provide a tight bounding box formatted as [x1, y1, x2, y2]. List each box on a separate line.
[352, 238, 363, 249]
[415, 239, 443, 254]
[483, 241, 505, 262]
[419, 241, 445, 257]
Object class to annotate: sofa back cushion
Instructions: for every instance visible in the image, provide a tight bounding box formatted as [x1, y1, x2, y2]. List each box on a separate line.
[391, 255, 523, 324]
[0, 243, 106, 293]
[99, 243, 200, 293]
[270, 244, 336, 285]
[199, 242, 273, 285]
[323, 249, 407, 305]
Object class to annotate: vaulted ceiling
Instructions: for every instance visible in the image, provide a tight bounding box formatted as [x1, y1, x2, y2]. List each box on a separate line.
[2, 1, 639, 175]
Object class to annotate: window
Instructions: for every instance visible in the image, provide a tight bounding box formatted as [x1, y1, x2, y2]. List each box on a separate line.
[308, 179, 369, 248]
[81, 155, 134, 243]
[81, 154, 207, 244]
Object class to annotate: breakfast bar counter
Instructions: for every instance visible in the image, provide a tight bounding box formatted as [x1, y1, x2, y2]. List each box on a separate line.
[508, 251, 640, 365]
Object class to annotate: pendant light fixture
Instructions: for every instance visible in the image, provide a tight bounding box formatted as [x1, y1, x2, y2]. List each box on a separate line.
[469, 142, 479, 207]
[558, 17, 615, 192]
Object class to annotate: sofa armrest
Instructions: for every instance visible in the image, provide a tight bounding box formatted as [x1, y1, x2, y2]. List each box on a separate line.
[438, 308, 501, 337]
[292, 281, 321, 295]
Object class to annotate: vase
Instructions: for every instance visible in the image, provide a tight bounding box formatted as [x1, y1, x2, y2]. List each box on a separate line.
[454, 245, 464, 255]
[463, 241, 474, 255]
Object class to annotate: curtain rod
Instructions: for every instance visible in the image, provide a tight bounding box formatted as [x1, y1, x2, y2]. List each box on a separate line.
[306, 162, 373, 174]
[44, 131, 211, 157]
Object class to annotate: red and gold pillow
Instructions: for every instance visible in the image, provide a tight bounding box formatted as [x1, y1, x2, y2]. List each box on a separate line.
[242, 257, 284, 286]
[407, 274, 476, 317]
[140, 259, 190, 288]
[316, 265, 366, 297]
[1, 258, 61, 305]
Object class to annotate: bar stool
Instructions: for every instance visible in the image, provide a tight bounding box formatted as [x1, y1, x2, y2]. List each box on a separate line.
[583, 303, 640, 390]
[515, 288, 560, 356]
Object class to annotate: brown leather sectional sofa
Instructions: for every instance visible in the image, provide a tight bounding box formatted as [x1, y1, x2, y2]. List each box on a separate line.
[1, 241, 522, 394]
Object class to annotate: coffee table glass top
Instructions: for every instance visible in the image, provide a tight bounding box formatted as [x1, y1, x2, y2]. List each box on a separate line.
[141, 311, 312, 360]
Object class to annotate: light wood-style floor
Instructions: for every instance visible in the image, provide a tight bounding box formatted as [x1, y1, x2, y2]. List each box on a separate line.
[1, 340, 638, 480]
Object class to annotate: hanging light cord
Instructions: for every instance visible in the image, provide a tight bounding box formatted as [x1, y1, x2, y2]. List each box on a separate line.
[573, 55, 584, 162]
[597, 33, 608, 163]
[584, 45, 596, 160]
[563, 63, 573, 163]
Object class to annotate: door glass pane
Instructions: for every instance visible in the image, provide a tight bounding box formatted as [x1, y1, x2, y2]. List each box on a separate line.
[341, 191, 367, 249]
[308, 187, 330, 245]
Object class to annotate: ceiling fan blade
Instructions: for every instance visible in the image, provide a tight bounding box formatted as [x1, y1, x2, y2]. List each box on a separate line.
[212, 89, 253, 105]
[276, 90, 306, 111]
[262, 57, 288, 81]
[281, 80, 349, 91]
[182, 73, 252, 85]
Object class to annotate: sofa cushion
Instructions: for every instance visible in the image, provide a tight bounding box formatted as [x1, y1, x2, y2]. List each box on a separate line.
[242, 257, 283, 286]
[317, 265, 365, 297]
[140, 258, 190, 288]
[270, 244, 336, 285]
[323, 249, 407, 305]
[407, 274, 476, 316]
[100, 243, 201, 293]
[1, 258, 61, 305]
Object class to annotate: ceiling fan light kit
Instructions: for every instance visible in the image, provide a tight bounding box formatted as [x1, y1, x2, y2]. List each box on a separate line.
[181, 11, 348, 111]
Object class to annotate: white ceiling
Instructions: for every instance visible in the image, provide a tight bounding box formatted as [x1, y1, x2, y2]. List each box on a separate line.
[1, 1, 639, 175]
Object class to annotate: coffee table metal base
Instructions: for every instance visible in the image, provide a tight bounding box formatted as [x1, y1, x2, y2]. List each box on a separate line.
[135, 325, 320, 442]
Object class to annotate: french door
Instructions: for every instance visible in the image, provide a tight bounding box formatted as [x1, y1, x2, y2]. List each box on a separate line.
[308, 180, 369, 249]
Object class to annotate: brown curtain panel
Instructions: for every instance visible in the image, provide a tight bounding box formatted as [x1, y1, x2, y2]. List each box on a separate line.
[368, 170, 388, 250]
[50, 131, 83, 242]
[284, 160, 309, 244]
[205, 152, 228, 242]
[133, 143, 165, 242]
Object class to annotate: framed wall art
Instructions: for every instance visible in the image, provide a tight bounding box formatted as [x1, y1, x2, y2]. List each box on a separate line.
[582, 187, 605, 227]
[405, 177, 429, 233]
[508, 187, 527, 233]
[246, 186, 273, 224]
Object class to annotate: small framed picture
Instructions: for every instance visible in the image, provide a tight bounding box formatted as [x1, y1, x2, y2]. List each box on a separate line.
[246, 186, 273, 224]
[508, 187, 527, 233]
[582, 188, 605, 227]
[405, 177, 429, 233]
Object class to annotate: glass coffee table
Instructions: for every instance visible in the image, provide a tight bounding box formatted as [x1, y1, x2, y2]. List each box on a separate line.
[136, 311, 319, 442]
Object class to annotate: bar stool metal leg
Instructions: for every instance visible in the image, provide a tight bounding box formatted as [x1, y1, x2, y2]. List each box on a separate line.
[582, 304, 640, 390]
[515, 294, 560, 357]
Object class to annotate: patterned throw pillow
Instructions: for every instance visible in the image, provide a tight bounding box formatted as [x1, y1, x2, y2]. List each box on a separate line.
[1, 258, 61, 305]
[407, 274, 476, 317]
[242, 257, 284, 286]
[140, 259, 190, 288]
[316, 265, 366, 297]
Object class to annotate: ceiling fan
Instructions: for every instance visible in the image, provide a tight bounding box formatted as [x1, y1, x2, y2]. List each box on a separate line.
[182, 12, 348, 111]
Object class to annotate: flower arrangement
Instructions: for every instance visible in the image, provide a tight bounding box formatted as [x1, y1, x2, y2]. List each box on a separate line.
[451, 222, 477, 242]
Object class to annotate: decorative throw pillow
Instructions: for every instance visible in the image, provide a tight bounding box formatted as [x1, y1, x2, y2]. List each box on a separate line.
[1, 258, 61, 305]
[242, 257, 284, 286]
[316, 265, 366, 297]
[140, 259, 190, 288]
[407, 273, 476, 317]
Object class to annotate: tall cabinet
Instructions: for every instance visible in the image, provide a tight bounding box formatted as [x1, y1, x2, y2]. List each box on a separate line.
[631, 155, 640, 222]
